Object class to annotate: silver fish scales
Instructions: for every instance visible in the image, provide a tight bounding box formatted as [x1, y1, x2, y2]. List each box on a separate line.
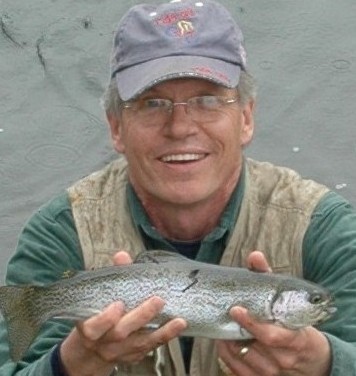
[0, 250, 336, 361]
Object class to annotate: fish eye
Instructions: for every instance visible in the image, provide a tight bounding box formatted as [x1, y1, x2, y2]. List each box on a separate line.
[309, 293, 323, 305]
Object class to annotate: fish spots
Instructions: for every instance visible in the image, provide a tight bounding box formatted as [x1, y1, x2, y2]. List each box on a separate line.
[134, 252, 160, 264]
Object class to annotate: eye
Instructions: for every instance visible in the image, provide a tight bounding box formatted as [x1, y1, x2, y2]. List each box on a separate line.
[197, 96, 220, 108]
[309, 293, 323, 305]
[143, 99, 169, 109]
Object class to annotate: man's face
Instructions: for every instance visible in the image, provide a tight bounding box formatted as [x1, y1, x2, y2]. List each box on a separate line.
[108, 78, 254, 208]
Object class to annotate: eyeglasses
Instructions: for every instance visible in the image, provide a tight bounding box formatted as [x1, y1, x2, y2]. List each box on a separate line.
[121, 95, 238, 124]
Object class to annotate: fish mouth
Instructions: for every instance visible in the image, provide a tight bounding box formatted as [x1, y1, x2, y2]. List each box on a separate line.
[314, 301, 337, 325]
[324, 296, 337, 317]
[327, 306, 337, 315]
[159, 153, 207, 164]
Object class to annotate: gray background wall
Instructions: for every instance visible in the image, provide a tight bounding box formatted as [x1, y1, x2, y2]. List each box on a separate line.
[0, 0, 355, 281]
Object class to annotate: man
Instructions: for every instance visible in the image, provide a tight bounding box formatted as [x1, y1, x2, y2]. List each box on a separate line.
[0, 0, 355, 375]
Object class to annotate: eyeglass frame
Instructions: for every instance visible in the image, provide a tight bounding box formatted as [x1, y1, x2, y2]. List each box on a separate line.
[119, 95, 239, 124]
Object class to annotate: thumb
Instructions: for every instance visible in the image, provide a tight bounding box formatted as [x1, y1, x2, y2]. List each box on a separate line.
[112, 250, 133, 265]
[246, 251, 272, 273]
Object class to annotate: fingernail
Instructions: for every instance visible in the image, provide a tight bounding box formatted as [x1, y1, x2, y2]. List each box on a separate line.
[151, 296, 165, 309]
[231, 306, 248, 316]
[176, 318, 188, 330]
[112, 301, 125, 312]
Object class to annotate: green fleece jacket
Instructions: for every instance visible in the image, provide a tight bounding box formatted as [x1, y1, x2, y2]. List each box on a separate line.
[0, 186, 355, 375]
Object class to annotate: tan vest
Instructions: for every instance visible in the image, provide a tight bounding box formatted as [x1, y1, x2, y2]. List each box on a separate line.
[67, 157, 329, 376]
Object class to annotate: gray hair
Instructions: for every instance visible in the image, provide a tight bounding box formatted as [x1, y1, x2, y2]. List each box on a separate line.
[237, 71, 257, 105]
[101, 71, 257, 116]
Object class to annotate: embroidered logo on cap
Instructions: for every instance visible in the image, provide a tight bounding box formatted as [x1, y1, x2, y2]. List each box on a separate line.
[154, 7, 196, 39]
[154, 8, 194, 26]
[177, 20, 194, 36]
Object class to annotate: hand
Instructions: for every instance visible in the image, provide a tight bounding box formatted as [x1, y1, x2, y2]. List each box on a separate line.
[60, 251, 187, 376]
[216, 251, 331, 376]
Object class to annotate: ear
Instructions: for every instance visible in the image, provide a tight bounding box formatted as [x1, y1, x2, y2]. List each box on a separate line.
[107, 112, 125, 153]
[240, 99, 255, 147]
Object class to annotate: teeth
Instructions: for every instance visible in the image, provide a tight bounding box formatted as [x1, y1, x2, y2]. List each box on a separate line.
[161, 154, 203, 162]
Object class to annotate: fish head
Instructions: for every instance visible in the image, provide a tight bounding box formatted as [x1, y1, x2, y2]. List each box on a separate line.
[271, 288, 336, 329]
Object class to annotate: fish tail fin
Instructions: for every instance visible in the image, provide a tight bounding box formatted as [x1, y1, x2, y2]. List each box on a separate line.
[0, 285, 44, 361]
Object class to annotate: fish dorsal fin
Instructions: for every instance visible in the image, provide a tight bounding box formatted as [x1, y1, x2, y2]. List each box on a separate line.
[134, 250, 189, 264]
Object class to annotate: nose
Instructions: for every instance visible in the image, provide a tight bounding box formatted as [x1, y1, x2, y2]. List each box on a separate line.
[164, 102, 197, 139]
[171, 102, 189, 113]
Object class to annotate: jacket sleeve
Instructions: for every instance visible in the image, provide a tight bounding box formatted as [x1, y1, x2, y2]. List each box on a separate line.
[0, 192, 84, 375]
[303, 191, 356, 376]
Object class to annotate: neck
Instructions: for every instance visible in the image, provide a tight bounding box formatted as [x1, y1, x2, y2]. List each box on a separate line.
[139, 178, 239, 241]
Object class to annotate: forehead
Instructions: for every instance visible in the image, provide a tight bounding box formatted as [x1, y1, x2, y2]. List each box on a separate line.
[142, 78, 236, 96]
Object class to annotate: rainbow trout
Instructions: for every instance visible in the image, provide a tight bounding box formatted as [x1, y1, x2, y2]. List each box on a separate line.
[0, 251, 335, 361]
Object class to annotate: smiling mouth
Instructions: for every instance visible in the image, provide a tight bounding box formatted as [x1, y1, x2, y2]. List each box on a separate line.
[160, 153, 206, 163]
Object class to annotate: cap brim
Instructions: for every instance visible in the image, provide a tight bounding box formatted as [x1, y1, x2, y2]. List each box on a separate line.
[115, 55, 241, 101]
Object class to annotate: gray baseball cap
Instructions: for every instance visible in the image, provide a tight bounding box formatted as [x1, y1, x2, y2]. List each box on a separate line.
[111, 0, 247, 101]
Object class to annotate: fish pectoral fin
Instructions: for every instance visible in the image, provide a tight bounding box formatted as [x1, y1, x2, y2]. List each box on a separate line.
[134, 250, 190, 264]
[53, 308, 102, 321]
[219, 322, 254, 340]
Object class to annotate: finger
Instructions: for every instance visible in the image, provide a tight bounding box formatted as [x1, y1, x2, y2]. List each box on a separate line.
[115, 318, 187, 357]
[217, 340, 279, 376]
[246, 251, 272, 273]
[78, 301, 125, 341]
[147, 317, 187, 347]
[217, 340, 255, 376]
[113, 251, 133, 265]
[230, 307, 297, 346]
[99, 318, 187, 364]
[109, 296, 166, 341]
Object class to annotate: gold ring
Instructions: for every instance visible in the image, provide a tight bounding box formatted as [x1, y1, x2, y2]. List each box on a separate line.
[217, 346, 251, 375]
[238, 346, 249, 358]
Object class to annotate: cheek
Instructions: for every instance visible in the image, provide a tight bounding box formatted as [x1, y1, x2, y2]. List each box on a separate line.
[119, 127, 153, 159]
[214, 112, 245, 150]
[112, 118, 133, 153]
